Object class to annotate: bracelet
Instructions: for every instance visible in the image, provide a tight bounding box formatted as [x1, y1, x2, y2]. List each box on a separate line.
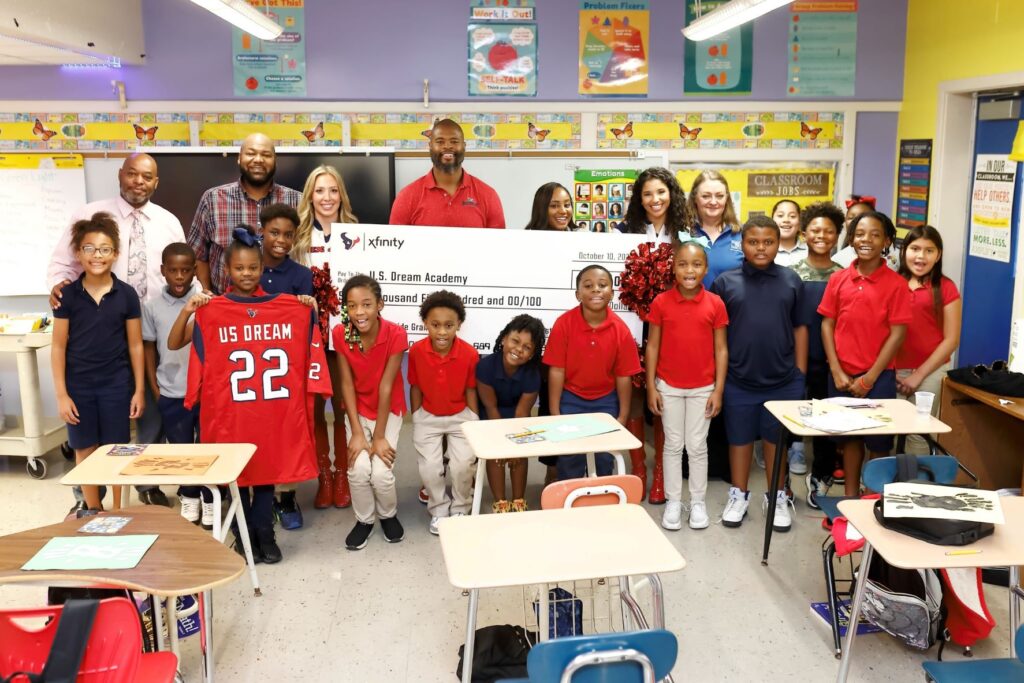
[855, 376, 874, 391]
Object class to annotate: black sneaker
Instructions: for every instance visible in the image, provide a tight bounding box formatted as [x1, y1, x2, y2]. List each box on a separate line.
[380, 516, 404, 543]
[139, 489, 171, 507]
[256, 527, 281, 564]
[345, 521, 374, 550]
[233, 532, 264, 564]
[75, 508, 100, 519]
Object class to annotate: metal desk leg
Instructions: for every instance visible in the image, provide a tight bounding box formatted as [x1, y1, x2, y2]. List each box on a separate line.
[202, 589, 215, 683]
[227, 482, 262, 596]
[538, 583, 549, 641]
[1010, 565, 1022, 658]
[836, 543, 873, 683]
[152, 593, 166, 651]
[761, 427, 789, 565]
[586, 452, 596, 477]
[471, 459, 485, 515]
[15, 350, 42, 439]
[613, 451, 626, 475]
[461, 588, 479, 683]
[167, 595, 180, 658]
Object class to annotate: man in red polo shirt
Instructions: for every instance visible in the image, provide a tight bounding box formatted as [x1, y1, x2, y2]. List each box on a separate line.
[389, 119, 505, 228]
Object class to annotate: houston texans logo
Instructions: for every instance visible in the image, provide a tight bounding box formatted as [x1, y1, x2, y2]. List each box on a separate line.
[247, 308, 257, 318]
[340, 232, 361, 251]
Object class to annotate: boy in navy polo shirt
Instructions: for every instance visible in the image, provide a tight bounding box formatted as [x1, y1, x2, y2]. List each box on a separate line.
[51, 212, 145, 515]
[257, 203, 316, 530]
[711, 215, 808, 532]
[409, 290, 480, 536]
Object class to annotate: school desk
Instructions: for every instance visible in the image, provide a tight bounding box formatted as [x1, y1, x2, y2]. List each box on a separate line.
[460, 412, 641, 514]
[0, 505, 245, 683]
[0, 330, 67, 479]
[835, 497, 1024, 682]
[938, 378, 1024, 491]
[438, 504, 685, 683]
[60, 442, 262, 596]
[762, 399, 951, 565]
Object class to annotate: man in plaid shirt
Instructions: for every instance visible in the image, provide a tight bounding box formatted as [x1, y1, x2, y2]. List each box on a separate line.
[188, 133, 301, 294]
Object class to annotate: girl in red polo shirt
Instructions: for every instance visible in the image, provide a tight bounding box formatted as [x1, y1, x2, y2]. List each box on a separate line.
[894, 226, 962, 453]
[543, 265, 642, 481]
[819, 212, 912, 495]
[334, 274, 408, 551]
[646, 237, 728, 531]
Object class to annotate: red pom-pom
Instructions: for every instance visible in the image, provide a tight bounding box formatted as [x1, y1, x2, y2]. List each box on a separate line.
[619, 241, 675, 321]
[311, 263, 341, 342]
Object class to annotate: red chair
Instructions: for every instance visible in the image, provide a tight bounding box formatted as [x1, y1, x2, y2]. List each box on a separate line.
[540, 474, 645, 510]
[0, 597, 177, 682]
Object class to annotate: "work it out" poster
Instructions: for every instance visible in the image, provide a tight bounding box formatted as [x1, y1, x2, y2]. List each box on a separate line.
[578, 1, 649, 97]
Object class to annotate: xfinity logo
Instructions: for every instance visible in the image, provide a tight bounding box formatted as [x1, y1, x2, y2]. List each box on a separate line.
[366, 236, 405, 250]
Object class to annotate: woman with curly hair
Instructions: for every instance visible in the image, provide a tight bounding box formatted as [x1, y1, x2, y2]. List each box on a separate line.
[618, 167, 692, 243]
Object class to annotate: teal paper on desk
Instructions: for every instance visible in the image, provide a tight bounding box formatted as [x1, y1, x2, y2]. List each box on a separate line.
[22, 534, 159, 571]
[542, 416, 619, 443]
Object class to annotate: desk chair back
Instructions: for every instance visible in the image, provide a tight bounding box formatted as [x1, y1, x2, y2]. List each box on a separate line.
[522, 629, 677, 683]
[920, 624, 1024, 681]
[0, 597, 177, 683]
[862, 454, 960, 492]
[541, 475, 644, 510]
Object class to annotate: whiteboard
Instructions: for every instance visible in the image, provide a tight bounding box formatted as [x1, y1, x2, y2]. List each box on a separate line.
[0, 154, 88, 296]
[396, 152, 669, 230]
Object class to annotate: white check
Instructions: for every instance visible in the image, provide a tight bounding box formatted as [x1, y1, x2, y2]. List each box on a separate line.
[329, 225, 652, 352]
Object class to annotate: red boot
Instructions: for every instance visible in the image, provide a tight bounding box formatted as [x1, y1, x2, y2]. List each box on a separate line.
[332, 416, 351, 508]
[626, 417, 648, 501]
[313, 411, 333, 509]
[648, 417, 666, 504]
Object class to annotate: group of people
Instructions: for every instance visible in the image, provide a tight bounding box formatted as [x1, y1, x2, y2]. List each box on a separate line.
[45, 117, 961, 561]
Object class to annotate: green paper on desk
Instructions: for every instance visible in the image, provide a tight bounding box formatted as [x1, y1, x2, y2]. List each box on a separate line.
[541, 415, 619, 443]
[21, 534, 158, 571]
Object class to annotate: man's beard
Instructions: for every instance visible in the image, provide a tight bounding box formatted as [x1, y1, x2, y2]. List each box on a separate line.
[430, 150, 464, 174]
[241, 166, 275, 188]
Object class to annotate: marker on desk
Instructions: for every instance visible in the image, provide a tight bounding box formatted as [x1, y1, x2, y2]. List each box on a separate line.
[945, 549, 982, 556]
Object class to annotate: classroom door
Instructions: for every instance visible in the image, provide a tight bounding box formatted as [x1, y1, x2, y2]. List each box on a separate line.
[959, 97, 1024, 367]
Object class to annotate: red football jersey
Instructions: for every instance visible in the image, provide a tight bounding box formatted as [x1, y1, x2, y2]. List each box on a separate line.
[185, 293, 331, 486]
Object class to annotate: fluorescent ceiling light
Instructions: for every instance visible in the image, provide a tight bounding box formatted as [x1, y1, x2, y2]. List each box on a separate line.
[682, 0, 793, 42]
[190, 0, 283, 40]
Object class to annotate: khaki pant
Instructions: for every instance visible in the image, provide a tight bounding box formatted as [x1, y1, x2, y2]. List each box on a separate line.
[413, 407, 478, 517]
[896, 362, 950, 455]
[657, 379, 714, 503]
[346, 413, 402, 524]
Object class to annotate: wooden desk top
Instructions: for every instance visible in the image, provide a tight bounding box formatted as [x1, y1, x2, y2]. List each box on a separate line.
[61, 443, 256, 487]
[460, 413, 641, 461]
[439, 504, 685, 589]
[764, 399, 951, 438]
[0, 506, 245, 596]
[944, 378, 1024, 423]
[838, 497, 1024, 570]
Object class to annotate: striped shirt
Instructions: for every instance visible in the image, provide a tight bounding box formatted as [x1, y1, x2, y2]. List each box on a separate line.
[187, 180, 301, 294]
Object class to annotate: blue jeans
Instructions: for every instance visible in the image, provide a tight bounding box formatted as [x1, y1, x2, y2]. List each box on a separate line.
[555, 389, 619, 480]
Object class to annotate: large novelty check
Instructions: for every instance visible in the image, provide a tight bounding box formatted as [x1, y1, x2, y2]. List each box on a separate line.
[329, 225, 651, 353]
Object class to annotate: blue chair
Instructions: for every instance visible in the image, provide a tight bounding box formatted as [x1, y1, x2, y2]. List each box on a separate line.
[499, 629, 677, 683]
[922, 625, 1024, 681]
[819, 455, 965, 658]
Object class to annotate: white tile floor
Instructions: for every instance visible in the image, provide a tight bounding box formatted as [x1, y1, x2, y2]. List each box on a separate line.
[0, 432, 1016, 683]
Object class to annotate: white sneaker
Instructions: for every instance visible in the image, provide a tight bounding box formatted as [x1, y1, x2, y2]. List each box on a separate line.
[753, 442, 765, 469]
[200, 500, 216, 530]
[763, 490, 794, 532]
[429, 516, 441, 536]
[661, 501, 683, 531]
[688, 500, 709, 530]
[722, 487, 750, 528]
[788, 442, 807, 475]
[179, 495, 200, 523]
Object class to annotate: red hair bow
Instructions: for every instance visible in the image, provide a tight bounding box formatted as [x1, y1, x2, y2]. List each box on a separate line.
[845, 194, 877, 209]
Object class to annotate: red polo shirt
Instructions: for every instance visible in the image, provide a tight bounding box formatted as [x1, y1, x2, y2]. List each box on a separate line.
[818, 263, 913, 375]
[895, 276, 960, 369]
[408, 336, 479, 416]
[333, 318, 409, 420]
[389, 170, 505, 228]
[648, 287, 728, 389]
[543, 307, 642, 400]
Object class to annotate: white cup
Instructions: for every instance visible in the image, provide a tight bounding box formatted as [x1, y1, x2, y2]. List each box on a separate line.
[915, 391, 935, 415]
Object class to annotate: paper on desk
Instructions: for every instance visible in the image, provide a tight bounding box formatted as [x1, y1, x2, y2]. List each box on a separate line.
[22, 534, 159, 571]
[120, 455, 218, 475]
[800, 412, 885, 433]
[541, 415, 619, 443]
[822, 397, 881, 408]
[883, 483, 1004, 524]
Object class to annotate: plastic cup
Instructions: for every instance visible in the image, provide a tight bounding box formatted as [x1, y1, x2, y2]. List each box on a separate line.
[915, 391, 935, 415]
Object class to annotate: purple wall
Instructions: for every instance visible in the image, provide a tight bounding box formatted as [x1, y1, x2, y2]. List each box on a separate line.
[853, 112, 899, 216]
[0, 0, 906, 102]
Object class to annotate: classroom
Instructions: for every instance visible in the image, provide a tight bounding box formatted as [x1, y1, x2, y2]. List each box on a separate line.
[1, 1, 1023, 681]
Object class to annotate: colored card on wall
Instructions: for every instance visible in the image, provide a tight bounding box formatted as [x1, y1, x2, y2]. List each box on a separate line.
[232, 0, 306, 97]
[574, 168, 637, 232]
[683, 0, 752, 95]
[578, 1, 649, 97]
[470, 0, 535, 22]
[468, 23, 537, 96]
[895, 139, 932, 233]
[969, 154, 1017, 263]
[675, 165, 836, 222]
[787, 1, 857, 97]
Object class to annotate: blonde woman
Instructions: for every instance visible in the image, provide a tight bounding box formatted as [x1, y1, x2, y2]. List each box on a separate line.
[686, 170, 742, 287]
[296, 165, 358, 510]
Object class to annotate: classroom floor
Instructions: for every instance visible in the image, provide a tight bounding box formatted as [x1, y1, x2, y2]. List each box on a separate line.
[0, 429, 1016, 683]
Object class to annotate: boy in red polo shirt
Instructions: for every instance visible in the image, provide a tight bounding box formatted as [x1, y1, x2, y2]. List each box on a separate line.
[820, 211, 912, 496]
[543, 265, 641, 481]
[646, 238, 728, 531]
[409, 290, 480, 536]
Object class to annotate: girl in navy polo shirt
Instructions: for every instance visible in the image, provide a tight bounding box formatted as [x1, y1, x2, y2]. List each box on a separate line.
[543, 265, 641, 480]
[477, 314, 546, 513]
[51, 212, 144, 515]
[820, 211, 912, 495]
[894, 225, 961, 454]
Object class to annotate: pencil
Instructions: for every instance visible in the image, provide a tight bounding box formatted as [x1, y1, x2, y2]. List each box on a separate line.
[944, 549, 982, 556]
[510, 429, 545, 439]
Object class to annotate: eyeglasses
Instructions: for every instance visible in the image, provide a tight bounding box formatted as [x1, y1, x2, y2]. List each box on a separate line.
[80, 245, 115, 257]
